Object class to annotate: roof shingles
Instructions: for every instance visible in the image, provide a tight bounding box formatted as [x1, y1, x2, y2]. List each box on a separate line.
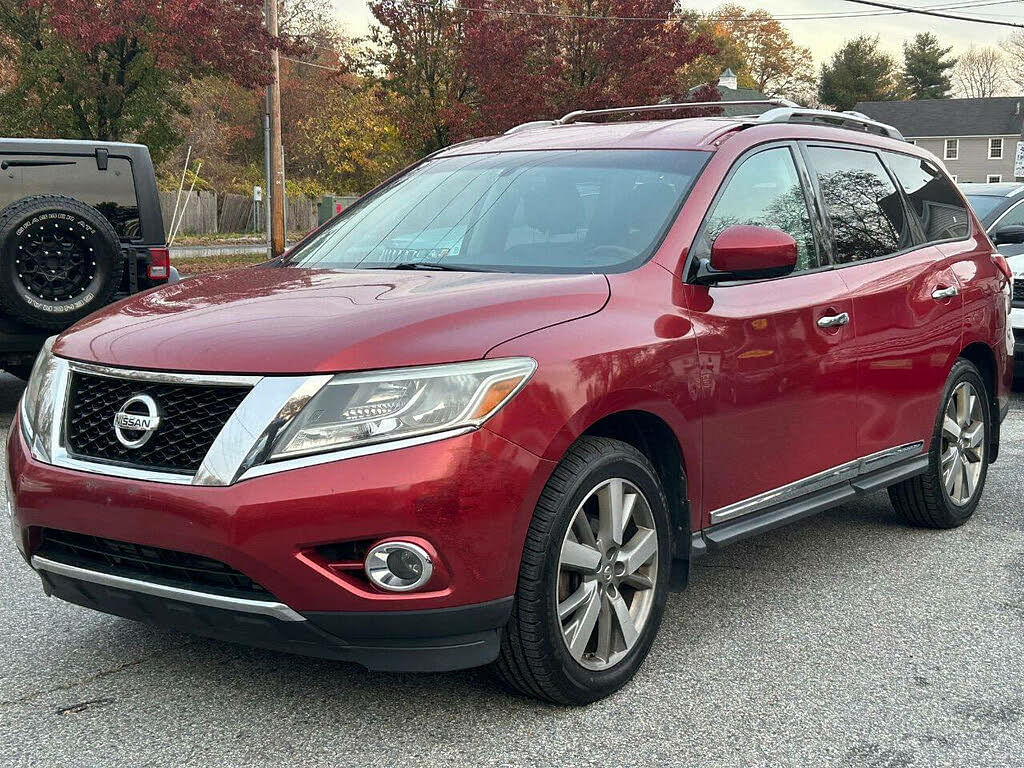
[853, 97, 1024, 138]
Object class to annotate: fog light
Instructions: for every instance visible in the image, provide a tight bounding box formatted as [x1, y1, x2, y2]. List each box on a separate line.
[364, 541, 433, 592]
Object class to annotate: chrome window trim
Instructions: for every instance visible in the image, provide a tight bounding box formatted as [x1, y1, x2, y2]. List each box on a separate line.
[709, 442, 925, 524]
[31, 555, 306, 622]
[986, 199, 1024, 233]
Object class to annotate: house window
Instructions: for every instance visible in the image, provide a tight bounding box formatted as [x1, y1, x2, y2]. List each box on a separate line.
[987, 174, 1002, 183]
[989, 138, 1004, 159]
[945, 139, 959, 160]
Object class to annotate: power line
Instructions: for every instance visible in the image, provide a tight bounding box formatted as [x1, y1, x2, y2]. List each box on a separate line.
[839, 0, 1024, 27]
[280, 54, 346, 71]
[400, 0, 1021, 25]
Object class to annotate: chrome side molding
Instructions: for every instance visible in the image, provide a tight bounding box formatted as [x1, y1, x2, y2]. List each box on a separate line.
[709, 442, 925, 525]
[31, 555, 306, 622]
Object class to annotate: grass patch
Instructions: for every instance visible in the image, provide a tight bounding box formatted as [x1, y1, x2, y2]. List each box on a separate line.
[175, 253, 270, 275]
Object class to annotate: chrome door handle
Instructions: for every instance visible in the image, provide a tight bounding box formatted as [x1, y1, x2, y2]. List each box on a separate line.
[817, 312, 850, 328]
[932, 285, 959, 300]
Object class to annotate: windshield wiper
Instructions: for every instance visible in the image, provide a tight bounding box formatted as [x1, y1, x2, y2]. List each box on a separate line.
[364, 262, 494, 272]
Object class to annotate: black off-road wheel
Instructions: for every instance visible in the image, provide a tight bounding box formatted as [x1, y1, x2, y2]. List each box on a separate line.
[0, 195, 124, 330]
[888, 359, 991, 528]
[495, 437, 673, 704]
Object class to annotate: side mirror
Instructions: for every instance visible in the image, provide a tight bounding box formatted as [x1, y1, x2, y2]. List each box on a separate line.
[992, 224, 1024, 245]
[695, 225, 798, 284]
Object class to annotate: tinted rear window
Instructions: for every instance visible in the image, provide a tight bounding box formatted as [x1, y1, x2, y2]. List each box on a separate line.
[806, 145, 915, 264]
[0, 155, 140, 238]
[885, 152, 970, 241]
[285, 149, 708, 274]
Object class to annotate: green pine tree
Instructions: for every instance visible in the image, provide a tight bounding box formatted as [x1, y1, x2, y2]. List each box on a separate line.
[903, 33, 956, 100]
[819, 35, 902, 111]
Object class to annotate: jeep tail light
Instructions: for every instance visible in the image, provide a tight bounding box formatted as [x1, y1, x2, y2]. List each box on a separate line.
[993, 253, 1013, 282]
[148, 247, 170, 280]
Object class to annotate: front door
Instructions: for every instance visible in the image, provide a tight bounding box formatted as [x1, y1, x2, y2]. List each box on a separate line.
[803, 144, 965, 459]
[691, 144, 860, 524]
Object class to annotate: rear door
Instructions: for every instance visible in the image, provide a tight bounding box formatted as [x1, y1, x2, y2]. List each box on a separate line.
[692, 143, 860, 524]
[803, 143, 964, 460]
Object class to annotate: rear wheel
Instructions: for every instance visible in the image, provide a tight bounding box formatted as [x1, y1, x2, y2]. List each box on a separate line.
[496, 437, 673, 704]
[889, 359, 990, 528]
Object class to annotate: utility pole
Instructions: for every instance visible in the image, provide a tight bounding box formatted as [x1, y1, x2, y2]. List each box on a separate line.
[267, 0, 285, 257]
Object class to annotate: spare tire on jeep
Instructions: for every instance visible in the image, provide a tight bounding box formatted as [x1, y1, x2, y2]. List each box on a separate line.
[0, 195, 125, 330]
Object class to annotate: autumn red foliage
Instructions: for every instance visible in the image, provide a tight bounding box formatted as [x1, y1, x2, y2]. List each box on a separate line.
[456, 0, 721, 136]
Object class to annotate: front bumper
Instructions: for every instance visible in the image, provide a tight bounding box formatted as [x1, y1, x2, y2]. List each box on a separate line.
[9, 419, 552, 671]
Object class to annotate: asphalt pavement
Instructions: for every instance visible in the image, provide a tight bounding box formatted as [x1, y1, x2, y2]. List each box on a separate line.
[1, 373, 1022, 767]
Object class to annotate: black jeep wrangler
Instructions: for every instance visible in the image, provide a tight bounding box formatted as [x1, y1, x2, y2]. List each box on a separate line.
[0, 139, 173, 378]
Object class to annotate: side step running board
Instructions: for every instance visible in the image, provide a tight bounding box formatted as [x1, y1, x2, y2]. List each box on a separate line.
[695, 454, 930, 552]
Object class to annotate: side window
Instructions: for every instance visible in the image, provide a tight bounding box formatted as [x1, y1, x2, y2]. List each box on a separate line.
[806, 145, 915, 264]
[995, 201, 1024, 228]
[703, 147, 819, 271]
[883, 152, 970, 242]
[13, 156, 140, 238]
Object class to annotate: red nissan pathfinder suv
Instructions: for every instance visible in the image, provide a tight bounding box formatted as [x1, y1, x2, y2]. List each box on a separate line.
[8, 104, 1013, 704]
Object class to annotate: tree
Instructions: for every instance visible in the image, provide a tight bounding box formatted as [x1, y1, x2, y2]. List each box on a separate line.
[1001, 31, 1024, 91]
[0, 0, 291, 156]
[367, 0, 471, 155]
[457, 0, 720, 138]
[294, 81, 410, 195]
[954, 45, 1008, 98]
[818, 35, 901, 111]
[705, 4, 816, 100]
[903, 32, 955, 100]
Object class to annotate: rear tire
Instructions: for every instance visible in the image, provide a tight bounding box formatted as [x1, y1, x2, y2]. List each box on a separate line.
[888, 359, 990, 528]
[495, 436, 673, 704]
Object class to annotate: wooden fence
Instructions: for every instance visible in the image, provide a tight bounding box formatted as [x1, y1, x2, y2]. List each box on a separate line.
[159, 192, 319, 238]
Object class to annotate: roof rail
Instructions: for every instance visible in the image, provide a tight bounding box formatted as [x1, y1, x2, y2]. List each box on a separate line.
[555, 99, 800, 125]
[501, 100, 905, 142]
[754, 107, 905, 141]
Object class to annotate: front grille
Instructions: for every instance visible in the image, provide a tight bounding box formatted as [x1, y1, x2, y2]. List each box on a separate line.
[1014, 277, 1024, 305]
[36, 528, 272, 600]
[64, 372, 250, 473]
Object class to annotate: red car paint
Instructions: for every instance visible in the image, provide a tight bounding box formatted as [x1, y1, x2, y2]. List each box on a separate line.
[8, 117, 1011, 642]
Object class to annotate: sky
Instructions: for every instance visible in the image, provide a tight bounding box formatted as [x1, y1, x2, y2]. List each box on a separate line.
[329, 0, 1024, 65]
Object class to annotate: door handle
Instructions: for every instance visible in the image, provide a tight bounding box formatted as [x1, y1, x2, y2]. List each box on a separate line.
[932, 285, 959, 300]
[817, 312, 850, 328]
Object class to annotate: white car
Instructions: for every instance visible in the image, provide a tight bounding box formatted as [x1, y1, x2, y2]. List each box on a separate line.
[960, 182, 1024, 378]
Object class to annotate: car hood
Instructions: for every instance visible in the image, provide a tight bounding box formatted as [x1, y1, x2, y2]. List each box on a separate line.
[53, 267, 609, 374]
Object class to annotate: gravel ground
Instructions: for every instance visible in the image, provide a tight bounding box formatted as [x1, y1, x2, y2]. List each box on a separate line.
[0, 373, 1021, 768]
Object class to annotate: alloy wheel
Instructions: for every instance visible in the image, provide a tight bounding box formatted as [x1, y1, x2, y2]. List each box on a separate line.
[940, 381, 986, 506]
[12, 218, 98, 302]
[556, 478, 659, 671]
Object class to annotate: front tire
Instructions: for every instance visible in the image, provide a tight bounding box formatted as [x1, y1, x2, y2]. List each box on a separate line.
[496, 437, 673, 704]
[888, 359, 990, 528]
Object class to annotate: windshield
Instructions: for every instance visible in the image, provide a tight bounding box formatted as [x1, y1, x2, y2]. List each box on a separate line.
[284, 149, 708, 273]
[964, 194, 1004, 222]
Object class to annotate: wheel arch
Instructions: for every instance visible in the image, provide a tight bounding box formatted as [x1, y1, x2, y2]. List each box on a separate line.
[957, 341, 1001, 462]
[579, 409, 692, 576]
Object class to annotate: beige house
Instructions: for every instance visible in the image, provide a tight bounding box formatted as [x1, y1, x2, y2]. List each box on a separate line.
[854, 97, 1024, 183]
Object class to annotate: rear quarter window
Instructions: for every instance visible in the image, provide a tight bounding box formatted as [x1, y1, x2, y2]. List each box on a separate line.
[0, 155, 140, 239]
[883, 152, 970, 242]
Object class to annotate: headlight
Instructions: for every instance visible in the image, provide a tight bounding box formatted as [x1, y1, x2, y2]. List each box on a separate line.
[19, 337, 64, 462]
[267, 358, 536, 461]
